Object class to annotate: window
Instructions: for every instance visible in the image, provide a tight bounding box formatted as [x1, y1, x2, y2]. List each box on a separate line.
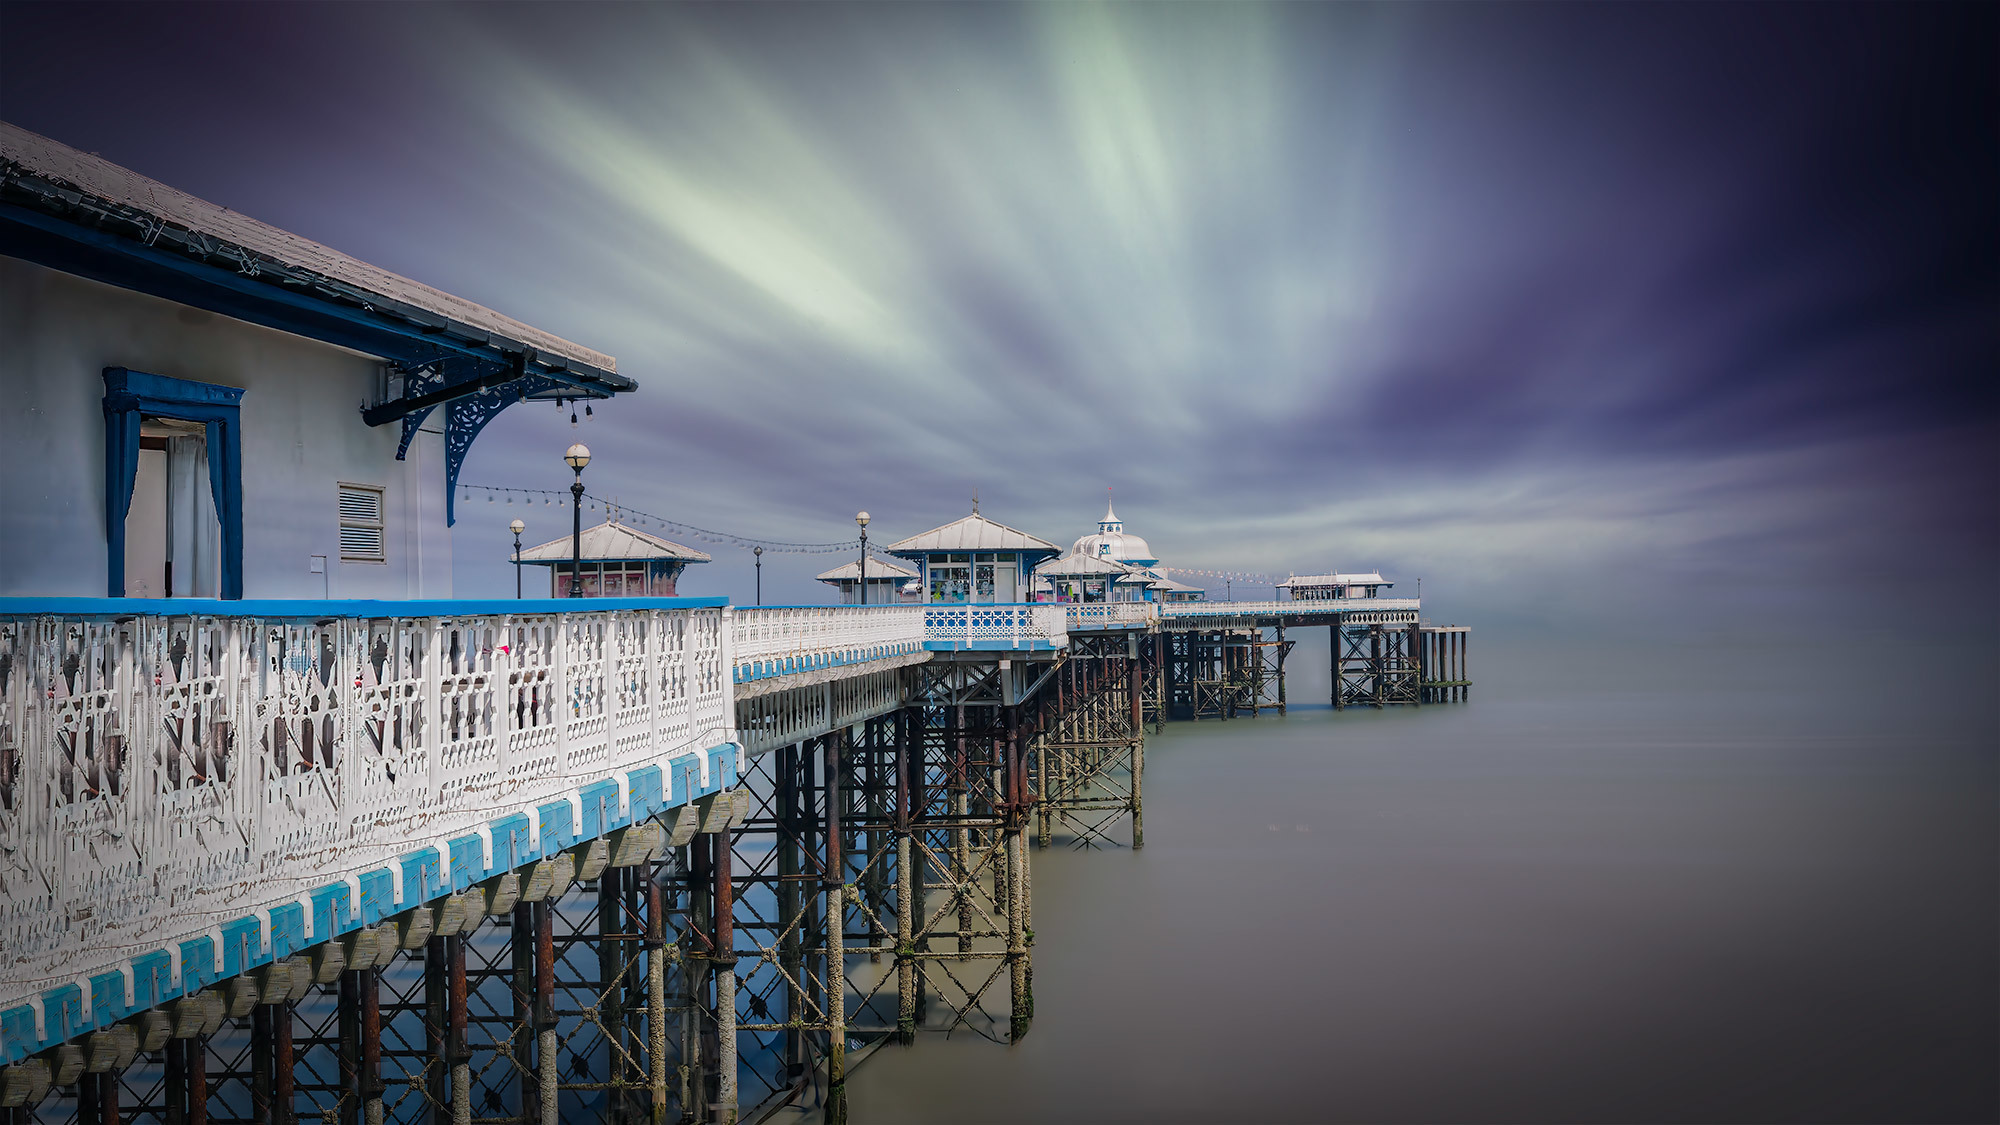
[339, 484, 387, 562]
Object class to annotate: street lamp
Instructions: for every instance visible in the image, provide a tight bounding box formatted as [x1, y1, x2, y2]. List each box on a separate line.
[855, 511, 870, 605]
[753, 546, 763, 606]
[565, 443, 590, 597]
[510, 519, 525, 598]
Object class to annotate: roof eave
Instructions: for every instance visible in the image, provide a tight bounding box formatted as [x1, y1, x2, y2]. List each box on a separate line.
[0, 154, 631, 394]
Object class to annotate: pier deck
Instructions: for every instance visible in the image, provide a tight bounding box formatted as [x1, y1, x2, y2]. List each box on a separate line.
[0, 593, 1464, 1123]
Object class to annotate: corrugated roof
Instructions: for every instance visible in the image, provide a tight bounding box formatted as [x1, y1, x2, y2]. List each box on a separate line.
[882, 513, 1060, 555]
[1036, 553, 1132, 578]
[1038, 554, 1158, 584]
[815, 557, 919, 582]
[519, 520, 711, 563]
[0, 121, 624, 386]
[1276, 573, 1390, 588]
[1150, 575, 1204, 592]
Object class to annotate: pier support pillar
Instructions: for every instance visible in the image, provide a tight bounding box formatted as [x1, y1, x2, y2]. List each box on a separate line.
[534, 902, 558, 1125]
[357, 969, 382, 1125]
[1330, 622, 1343, 710]
[711, 819, 739, 1125]
[448, 936, 470, 1125]
[644, 869, 668, 1125]
[598, 869, 627, 1125]
[685, 834, 710, 1125]
[1370, 625, 1385, 707]
[250, 1001, 272, 1125]
[894, 712, 917, 1044]
[191, 1035, 208, 1125]
[822, 734, 848, 1125]
[423, 940, 444, 1125]
[776, 743, 804, 1079]
[511, 905, 537, 1125]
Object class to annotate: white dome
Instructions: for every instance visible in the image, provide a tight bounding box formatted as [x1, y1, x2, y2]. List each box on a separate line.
[1070, 530, 1155, 562]
[1072, 499, 1157, 563]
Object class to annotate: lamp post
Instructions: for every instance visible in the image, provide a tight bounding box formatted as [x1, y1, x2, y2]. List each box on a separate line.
[855, 512, 870, 605]
[510, 519, 525, 598]
[565, 443, 590, 597]
[753, 546, 763, 605]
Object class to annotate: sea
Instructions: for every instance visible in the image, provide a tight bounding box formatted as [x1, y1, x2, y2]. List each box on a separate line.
[836, 632, 1999, 1124]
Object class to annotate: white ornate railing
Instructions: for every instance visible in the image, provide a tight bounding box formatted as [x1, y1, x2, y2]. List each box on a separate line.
[729, 604, 927, 685]
[1160, 597, 1422, 623]
[1061, 602, 1159, 629]
[0, 597, 736, 1064]
[921, 603, 1068, 650]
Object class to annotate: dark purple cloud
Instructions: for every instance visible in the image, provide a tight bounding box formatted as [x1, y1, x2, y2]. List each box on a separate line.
[2, 1, 1992, 625]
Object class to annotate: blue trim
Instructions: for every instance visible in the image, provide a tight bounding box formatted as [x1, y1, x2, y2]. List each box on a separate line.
[0, 595, 730, 619]
[310, 883, 353, 939]
[268, 901, 307, 961]
[102, 368, 246, 599]
[924, 640, 1062, 652]
[733, 640, 926, 684]
[538, 801, 576, 853]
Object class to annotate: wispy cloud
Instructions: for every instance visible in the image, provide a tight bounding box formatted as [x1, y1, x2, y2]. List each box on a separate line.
[5, 2, 1987, 622]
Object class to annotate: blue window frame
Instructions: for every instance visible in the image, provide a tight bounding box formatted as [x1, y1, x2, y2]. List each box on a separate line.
[102, 368, 244, 599]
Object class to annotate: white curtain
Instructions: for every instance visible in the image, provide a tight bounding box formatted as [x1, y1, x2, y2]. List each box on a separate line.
[166, 434, 219, 597]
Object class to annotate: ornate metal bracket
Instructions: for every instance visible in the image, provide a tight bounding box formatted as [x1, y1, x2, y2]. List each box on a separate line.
[442, 374, 567, 526]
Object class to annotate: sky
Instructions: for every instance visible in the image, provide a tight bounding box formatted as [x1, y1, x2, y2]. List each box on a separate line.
[2, 2, 1994, 643]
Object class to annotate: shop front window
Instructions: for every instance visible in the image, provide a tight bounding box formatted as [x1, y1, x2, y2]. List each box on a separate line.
[929, 564, 969, 603]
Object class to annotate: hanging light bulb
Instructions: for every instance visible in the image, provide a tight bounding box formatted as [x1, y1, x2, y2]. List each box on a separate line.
[584, 404, 593, 418]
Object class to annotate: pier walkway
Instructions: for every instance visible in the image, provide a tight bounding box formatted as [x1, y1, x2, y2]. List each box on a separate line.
[0, 593, 1464, 1123]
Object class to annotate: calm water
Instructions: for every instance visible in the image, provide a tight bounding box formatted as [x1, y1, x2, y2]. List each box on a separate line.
[844, 638, 1999, 1124]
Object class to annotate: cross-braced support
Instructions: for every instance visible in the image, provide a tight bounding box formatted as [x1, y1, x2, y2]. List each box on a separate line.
[1027, 635, 1145, 850]
[1334, 621, 1423, 708]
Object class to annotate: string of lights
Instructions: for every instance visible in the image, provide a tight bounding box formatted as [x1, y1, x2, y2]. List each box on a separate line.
[1161, 567, 1284, 584]
[465, 483, 1308, 575]
[459, 483, 862, 554]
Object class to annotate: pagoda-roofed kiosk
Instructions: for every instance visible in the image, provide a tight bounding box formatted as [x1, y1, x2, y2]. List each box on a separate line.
[815, 555, 921, 604]
[519, 517, 711, 596]
[1150, 574, 1207, 603]
[883, 510, 1061, 603]
[1037, 551, 1156, 603]
[1277, 572, 1392, 601]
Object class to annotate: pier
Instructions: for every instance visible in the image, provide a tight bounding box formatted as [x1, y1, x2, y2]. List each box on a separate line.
[0, 592, 1466, 1124]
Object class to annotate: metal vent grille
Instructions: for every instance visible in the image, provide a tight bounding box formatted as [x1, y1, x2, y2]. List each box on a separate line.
[338, 484, 385, 562]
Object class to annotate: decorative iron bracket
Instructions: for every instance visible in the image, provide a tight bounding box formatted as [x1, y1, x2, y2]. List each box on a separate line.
[442, 373, 568, 526]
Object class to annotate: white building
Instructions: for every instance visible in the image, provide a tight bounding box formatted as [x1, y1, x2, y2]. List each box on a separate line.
[882, 510, 1062, 604]
[1277, 572, 1393, 601]
[517, 517, 710, 597]
[815, 556, 921, 604]
[1066, 501, 1158, 566]
[1037, 502, 1205, 603]
[0, 121, 634, 599]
